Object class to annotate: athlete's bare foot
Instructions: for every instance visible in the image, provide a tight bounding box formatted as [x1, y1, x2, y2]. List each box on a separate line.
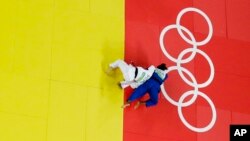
[134, 101, 141, 109]
[105, 66, 114, 75]
[121, 103, 130, 109]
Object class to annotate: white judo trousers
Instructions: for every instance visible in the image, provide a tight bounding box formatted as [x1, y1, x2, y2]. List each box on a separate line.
[109, 59, 155, 89]
[109, 59, 136, 82]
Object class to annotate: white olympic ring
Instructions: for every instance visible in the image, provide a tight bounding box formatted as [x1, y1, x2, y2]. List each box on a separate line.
[176, 7, 213, 46]
[178, 90, 217, 132]
[177, 48, 215, 88]
[161, 66, 198, 107]
[160, 24, 198, 63]
[159, 7, 216, 133]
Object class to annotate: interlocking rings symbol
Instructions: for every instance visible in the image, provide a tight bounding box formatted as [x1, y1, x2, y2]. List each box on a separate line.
[159, 7, 217, 133]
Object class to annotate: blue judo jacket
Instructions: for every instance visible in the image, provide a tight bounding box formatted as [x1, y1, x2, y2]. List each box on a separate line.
[128, 71, 168, 107]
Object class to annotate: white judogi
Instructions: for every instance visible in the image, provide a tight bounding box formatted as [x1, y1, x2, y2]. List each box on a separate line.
[109, 59, 155, 89]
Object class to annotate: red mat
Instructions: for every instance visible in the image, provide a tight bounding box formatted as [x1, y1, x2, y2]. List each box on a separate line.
[124, 0, 250, 141]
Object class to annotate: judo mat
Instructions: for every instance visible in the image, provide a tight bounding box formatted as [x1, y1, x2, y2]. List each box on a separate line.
[0, 0, 250, 141]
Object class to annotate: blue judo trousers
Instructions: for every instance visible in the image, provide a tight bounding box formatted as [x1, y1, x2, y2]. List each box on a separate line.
[127, 72, 168, 107]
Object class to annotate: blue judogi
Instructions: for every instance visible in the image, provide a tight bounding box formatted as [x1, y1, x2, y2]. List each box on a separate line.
[127, 71, 168, 107]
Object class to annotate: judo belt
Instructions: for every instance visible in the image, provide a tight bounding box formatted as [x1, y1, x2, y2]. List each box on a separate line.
[135, 67, 138, 79]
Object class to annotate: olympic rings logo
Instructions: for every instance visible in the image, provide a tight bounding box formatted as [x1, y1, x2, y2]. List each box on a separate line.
[159, 7, 217, 133]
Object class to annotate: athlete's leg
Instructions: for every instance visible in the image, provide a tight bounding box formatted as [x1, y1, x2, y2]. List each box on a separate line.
[145, 87, 159, 107]
[109, 59, 130, 73]
[107, 59, 129, 77]
[121, 83, 148, 108]
[127, 83, 148, 102]
[109, 59, 135, 82]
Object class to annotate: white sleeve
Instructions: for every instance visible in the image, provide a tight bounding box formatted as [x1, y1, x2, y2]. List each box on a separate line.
[147, 65, 155, 75]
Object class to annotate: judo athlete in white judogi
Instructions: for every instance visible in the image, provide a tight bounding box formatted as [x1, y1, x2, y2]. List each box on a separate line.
[107, 59, 155, 89]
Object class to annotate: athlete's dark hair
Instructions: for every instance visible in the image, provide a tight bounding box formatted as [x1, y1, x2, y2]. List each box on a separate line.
[157, 63, 168, 70]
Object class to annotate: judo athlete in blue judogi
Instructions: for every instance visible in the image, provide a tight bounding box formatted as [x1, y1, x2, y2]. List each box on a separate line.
[122, 63, 168, 109]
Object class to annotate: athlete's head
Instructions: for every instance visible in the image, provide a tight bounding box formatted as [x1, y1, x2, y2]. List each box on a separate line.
[157, 63, 168, 71]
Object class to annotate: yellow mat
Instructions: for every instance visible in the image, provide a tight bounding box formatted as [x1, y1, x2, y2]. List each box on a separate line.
[0, 0, 124, 141]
